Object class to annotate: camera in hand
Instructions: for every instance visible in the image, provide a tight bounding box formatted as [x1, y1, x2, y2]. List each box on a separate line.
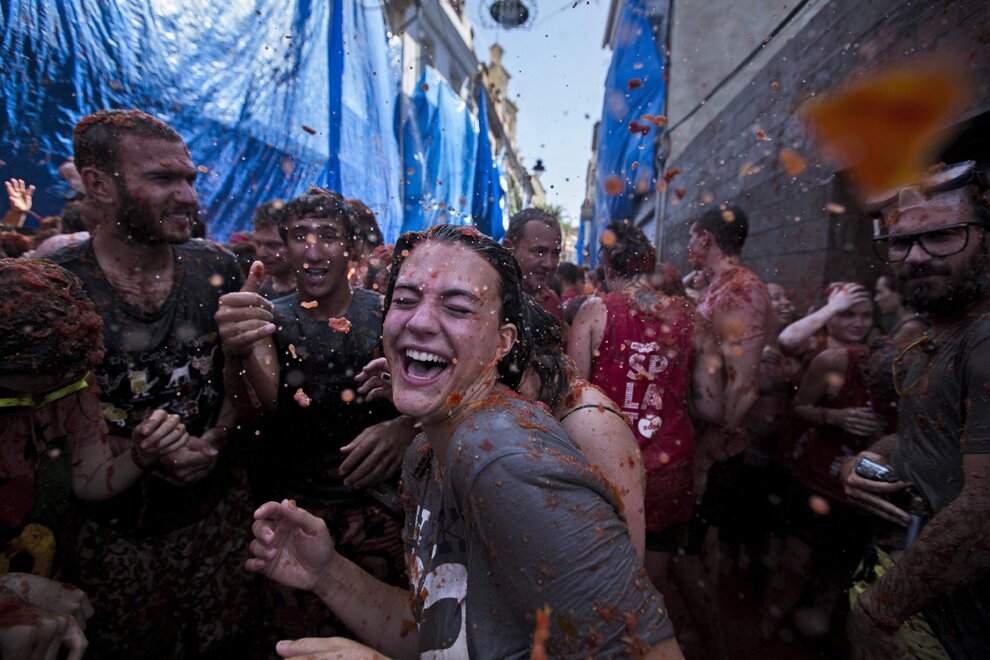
[854, 457, 900, 483]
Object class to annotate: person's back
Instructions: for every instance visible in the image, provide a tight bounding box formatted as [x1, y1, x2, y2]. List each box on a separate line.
[592, 289, 698, 530]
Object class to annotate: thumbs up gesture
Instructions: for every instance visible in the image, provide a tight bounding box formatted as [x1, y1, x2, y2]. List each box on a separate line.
[215, 261, 277, 358]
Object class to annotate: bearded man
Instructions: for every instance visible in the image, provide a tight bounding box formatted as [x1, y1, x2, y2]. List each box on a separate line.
[841, 161, 990, 660]
[48, 109, 257, 657]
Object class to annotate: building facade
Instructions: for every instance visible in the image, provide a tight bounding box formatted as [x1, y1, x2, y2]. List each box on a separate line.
[596, 0, 989, 305]
[384, 0, 541, 226]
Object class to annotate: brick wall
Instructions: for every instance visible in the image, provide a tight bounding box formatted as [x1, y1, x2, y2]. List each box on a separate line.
[653, 0, 990, 310]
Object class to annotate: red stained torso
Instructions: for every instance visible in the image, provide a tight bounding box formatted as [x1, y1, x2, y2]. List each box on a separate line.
[697, 265, 771, 344]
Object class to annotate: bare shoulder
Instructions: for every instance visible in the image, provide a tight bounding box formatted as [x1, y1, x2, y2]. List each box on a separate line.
[578, 294, 607, 314]
[810, 346, 849, 372]
[572, 295, 608, 329]
[558, 381, 628, 425]
[565, 380, 615, 409]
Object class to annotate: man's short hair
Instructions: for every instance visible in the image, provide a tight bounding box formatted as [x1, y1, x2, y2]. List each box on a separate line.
[73, 109, 184, 173]
[557, 261, 580, 286]
[693, 204, 749, 256]
[253, 200, 285, 232]
[601, 220, 656, 277]
[279, 187, 357, 249]
[506, 208, 561, 245]
[346, 199, 384, 250]
[59, 201, 86, 234]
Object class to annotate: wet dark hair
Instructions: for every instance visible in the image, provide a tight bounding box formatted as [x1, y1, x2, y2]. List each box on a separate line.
[346, 199, 384, 252]
[0, 231, 33, 258]
[279, 187, 357, 250]
[253, 200, 285, 232]
[0, 259, 105, 377]
[59, 201, 86, 234]
[557, 261, 580, 286]
[601, 220, 656, 277]
[74, 109, 184, 173]
[506, 208, 561, 245]
[521, 294, 570, 409]
[693, 204, 749, 256]
[384, 224, 531, 388]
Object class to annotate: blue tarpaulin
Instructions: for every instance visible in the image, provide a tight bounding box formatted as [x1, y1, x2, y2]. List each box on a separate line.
[0, 0, 401, 242]
[471, 86, 505, 242]
[333, 0, 403, 243]
[400, 66, 479, 234]
[590, 0, 666, 263]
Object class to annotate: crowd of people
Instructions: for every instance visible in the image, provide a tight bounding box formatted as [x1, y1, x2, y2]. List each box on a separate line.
[1, 108, 988, 660]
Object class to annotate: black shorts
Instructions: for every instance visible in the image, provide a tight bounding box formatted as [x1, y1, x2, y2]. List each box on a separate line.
[672, 454, 746, 554]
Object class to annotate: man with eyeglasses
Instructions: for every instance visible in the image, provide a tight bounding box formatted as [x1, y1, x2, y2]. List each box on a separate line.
[840, 161, 990, 659]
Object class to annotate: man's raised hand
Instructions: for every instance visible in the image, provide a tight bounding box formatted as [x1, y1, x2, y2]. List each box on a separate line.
[215, 260, 276, 358]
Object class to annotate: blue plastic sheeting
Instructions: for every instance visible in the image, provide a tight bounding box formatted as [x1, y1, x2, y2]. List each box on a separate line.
[590, 0, 666, 264]
[471, 86, 505, 242]
[0, 0, 401, 243]
[400, 66, 479, 235]
[334, 0, 403, 243]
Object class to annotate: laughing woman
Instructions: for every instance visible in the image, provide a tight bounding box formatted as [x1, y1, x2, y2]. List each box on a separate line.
[246, 225, 681, 659]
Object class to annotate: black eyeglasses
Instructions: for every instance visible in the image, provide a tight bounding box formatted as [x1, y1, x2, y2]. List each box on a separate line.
[872, 222, 986, 263]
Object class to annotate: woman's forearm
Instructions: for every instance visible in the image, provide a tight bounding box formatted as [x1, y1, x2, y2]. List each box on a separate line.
[779, 305, 833, 354]
[794, 404, 831, 426]
[311, 554, 420, 659]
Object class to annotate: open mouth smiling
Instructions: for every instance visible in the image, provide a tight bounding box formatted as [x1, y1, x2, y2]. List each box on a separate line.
[402, 348, 451, 381]
[304, 266, 329, 280]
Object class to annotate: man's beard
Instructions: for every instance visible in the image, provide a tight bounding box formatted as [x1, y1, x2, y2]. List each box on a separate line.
[895, 241, 989, 317]
[113, 184, 193, 246]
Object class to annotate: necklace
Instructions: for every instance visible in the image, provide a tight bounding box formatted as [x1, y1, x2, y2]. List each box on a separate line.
[891, 318, 966, 399]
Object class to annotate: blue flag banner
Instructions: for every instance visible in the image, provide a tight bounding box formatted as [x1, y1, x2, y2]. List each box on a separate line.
[592, 0, 666, 262]
[471, 86, 505, 241]
[0, 0, 401, 242]
[334, 0, 403, 243]
[401, 66, 479, 235]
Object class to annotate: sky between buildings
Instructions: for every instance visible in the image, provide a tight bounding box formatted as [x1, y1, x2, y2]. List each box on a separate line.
[472, 0, 614, 225]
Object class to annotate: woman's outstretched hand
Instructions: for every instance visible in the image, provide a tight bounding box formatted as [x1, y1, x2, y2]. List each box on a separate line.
[245, 499, 336, 593]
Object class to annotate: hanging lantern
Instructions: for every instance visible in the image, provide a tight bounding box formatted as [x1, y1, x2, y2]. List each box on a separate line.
[483, 0, 536, 29]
